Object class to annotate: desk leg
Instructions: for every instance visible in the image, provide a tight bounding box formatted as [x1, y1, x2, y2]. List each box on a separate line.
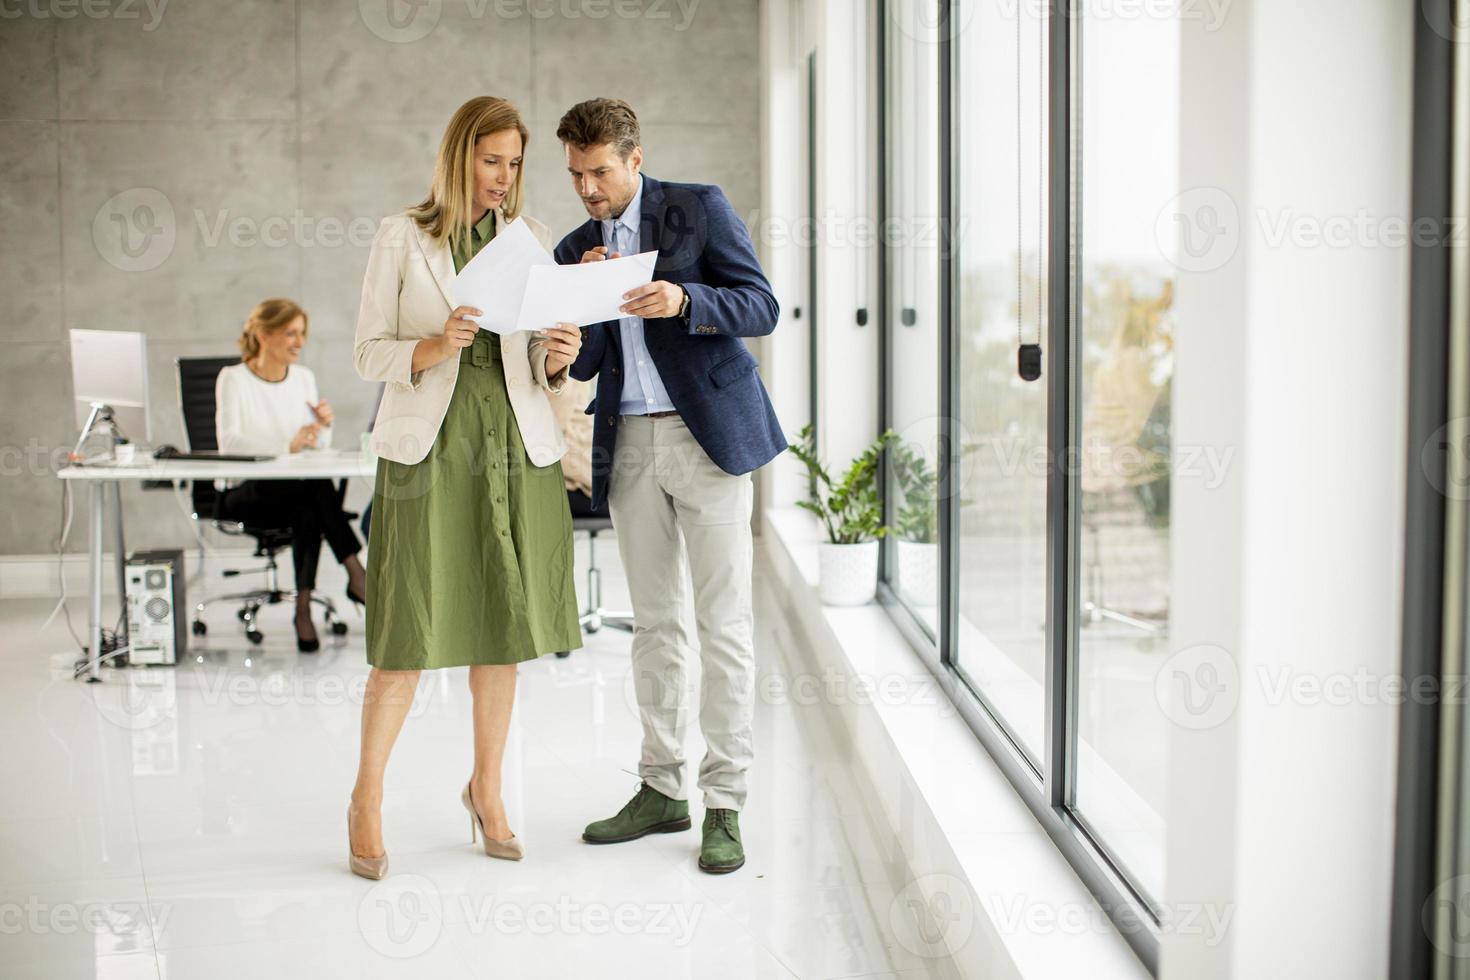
[110, 482, 128, 650]
[86, 482, 104, 683]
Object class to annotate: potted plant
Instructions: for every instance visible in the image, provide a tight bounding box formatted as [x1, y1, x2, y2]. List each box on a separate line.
[787, 425, 895, 606]
[891, 439, 939, 608]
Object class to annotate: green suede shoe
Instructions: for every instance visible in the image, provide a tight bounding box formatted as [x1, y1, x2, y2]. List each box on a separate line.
[698, 808, 745, 873]
[582, 783, 691, 844]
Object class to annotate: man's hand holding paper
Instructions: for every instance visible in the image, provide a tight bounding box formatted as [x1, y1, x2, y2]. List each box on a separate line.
[449, 217, 658, 336]
[514, 250, 658, 333]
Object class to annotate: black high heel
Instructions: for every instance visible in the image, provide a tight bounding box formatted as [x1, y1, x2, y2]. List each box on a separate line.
[345, 582, 366, 610]
[294, 608, 320, 653]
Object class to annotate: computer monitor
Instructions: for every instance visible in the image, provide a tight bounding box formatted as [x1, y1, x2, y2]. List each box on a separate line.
[69, 328, 151, 445]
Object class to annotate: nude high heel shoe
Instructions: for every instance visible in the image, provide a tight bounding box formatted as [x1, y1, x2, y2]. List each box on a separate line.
[462, 783, 524, 861]
[347, 804, 388, 880]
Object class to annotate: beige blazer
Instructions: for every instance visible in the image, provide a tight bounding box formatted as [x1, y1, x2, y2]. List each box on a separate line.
[353, 209, 569, 467]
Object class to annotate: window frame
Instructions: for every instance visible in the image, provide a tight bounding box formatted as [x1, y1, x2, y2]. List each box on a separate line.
[874, 0, 1165, 970]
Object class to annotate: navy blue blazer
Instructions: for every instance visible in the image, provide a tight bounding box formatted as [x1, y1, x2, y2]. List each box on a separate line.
[556, 174, 787, 511]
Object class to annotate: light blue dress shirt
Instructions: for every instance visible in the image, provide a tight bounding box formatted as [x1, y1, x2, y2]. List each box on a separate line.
[605, 175, 676, 416]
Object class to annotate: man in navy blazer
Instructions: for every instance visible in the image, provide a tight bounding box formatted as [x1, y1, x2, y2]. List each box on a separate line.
[554, 98, 783, 875]
[554, 172, 785, 511]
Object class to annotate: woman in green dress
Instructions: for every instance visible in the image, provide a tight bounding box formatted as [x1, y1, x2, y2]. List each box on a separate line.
[346, 96, 584, 879]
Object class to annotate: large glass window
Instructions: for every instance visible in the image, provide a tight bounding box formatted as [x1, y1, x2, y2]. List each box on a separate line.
[878, 0, 1174, 962]
[1071, 2, 1177, 906]
[883, 0, 942, 636]
[951, 0, 1050, 769]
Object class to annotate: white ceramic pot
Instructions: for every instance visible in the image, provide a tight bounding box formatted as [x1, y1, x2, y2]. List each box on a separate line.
[818, 540, 880, 606]
[895, 539, 939, 608]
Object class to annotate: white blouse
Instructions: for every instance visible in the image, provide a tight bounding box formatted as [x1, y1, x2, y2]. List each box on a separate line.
[214, 362, 333, 490]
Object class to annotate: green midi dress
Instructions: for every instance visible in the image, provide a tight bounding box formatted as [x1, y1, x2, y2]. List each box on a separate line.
[365, 210, 583, 669]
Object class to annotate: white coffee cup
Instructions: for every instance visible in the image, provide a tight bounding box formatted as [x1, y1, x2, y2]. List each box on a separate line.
[114, 443, 137, 464]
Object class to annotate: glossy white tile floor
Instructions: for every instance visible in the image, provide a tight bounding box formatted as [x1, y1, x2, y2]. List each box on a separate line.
[0, 538, 965, 979]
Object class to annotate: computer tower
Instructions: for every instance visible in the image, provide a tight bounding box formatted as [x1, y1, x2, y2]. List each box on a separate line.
[125, 548, 187, 666]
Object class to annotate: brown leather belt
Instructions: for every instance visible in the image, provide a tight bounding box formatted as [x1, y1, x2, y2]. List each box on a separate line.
[641, 410, 680, 419]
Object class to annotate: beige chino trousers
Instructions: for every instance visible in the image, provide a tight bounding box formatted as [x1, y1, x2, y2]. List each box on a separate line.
[607, 413, 755, 811]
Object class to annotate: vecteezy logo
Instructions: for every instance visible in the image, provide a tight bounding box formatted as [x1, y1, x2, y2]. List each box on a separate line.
[1424, 874, 1470, 958]
[1420, 0, 1470, 44]
[1420, 419, 1470, 502]
[90, 672, 175, 732]
[887, 0, 975, 46]
[1154, 187, 1240, 273]
[890, 873, 975, 958]
[357, 873, 442, 958]
[1154, 644, 1239, 729]
[92, 188, 175, 272]
[621, 656, 708, 737]
[359, 0, 442, 43]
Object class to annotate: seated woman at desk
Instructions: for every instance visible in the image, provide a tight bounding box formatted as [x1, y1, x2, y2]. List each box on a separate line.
[214, 297, 367, 653]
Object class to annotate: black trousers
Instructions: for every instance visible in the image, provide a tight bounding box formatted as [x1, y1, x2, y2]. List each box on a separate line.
[216, 479, 361, 591]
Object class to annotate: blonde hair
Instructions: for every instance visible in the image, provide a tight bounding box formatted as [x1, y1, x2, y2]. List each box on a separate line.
[239, 298, 308, 361]
[408, 96, 529, 255]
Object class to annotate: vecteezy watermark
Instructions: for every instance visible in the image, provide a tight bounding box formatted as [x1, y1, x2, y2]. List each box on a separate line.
[1154, 643, 1239, 729]
[1255, 210, 1467, 251]
[971, 434, 1234, 491]
[89, 666, 437, 732]
[358, 874, 444, 959]
[620, 655, 712, 737]
[983, 894, 1234, 946]
[357, 0, 703, 44]
[890, 873, 977, 958]
[1256, 666, 1470, 709]
[1154, 651, 1462, 729]
[997, 0, 1233, 31]
[887, 0, 975, 45]
[1421, 418, 1470, 502]
[0, 896, 172, 938]
[458, 895, 704, 944]
[0, 438, 75, 478]
[758, 667, 956, 716]
[90, 670, 177, 732]
[194, 209, 381, 250]
[1424, 874, 1470, 958]
[0, 0, 168, 30]
[1157, 186, 1470, 274]
[91, 188, 393, 272]
[620, 662, 954, 737]
[1420, 0, 1470, 45]
[744, 209, 967, 254]
[356, 874, 704, 958]
[1155, 187, 1241, 274]
[93, 187, 176, 273]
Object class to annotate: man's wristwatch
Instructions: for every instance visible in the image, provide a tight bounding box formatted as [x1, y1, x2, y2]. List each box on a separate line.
[677, 286, 691, 321]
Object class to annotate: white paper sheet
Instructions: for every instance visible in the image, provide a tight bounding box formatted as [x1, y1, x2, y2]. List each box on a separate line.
[448, 216, 555, 335]
[515, 250, 659, 333]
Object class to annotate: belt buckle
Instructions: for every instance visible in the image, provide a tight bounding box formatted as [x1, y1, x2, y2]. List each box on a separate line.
[471, 335, 491, 367]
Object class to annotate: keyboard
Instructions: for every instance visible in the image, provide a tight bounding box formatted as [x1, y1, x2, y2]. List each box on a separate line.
[153, 449, 276, 463]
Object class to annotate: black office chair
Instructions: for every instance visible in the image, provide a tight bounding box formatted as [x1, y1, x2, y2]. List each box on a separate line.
[176, 356, 354, 646]
[555, 488, 634, 657]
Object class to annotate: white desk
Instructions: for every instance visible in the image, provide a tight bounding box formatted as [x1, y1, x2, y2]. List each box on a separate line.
[58, 450, 376, 680]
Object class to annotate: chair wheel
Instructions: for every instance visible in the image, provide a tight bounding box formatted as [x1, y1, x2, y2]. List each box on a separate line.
[554, 650, 571, 658]
[331, 622, 348, 636]
[246, 629, 263, 645]
[192, 621, 207, 636]
[236, 609, 248, 622]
